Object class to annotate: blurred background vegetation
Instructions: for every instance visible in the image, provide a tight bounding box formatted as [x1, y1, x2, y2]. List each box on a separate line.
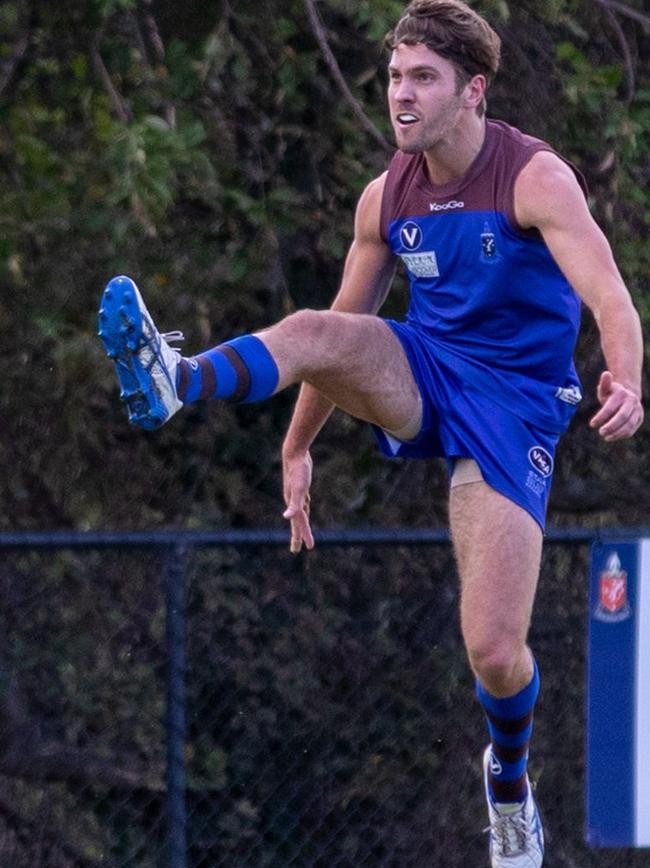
[0, 1, 649, 864]
[0, 0, 648, 534]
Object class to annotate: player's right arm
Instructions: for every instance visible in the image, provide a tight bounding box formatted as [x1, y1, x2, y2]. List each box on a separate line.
[281, 170, 396, 552]
[515, 151, 644, 441]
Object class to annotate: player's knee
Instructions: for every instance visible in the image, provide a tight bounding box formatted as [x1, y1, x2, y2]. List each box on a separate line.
[281, 308, 330, 343]
[466, 637, 522, 691]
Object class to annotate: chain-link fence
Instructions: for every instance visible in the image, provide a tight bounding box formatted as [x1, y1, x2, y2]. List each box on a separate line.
[1, 529, 650, 868]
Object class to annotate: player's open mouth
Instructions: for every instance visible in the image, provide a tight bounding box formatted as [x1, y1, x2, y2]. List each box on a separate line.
[397, 113, 419, 126]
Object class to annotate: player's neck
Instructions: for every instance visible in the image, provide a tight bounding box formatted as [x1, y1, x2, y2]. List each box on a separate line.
[423, 114, 486, 186]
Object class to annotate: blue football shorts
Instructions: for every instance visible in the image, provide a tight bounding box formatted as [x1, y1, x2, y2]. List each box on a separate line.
[372, 320, 568, 531]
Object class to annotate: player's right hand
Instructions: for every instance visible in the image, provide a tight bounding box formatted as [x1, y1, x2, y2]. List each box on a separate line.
[282, 449, 315, 553]
[589, 370, 644, 441]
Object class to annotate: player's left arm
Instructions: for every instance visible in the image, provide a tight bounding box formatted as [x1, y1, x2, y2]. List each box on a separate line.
[515, 150, 644, 442]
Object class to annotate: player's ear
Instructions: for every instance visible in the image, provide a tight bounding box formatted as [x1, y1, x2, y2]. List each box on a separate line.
[463, 74, 486, 110]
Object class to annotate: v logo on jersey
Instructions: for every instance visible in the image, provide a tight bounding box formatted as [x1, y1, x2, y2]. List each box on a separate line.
[400, 221, 423, 251]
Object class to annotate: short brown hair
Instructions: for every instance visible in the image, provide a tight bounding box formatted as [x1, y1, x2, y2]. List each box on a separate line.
[385, 0, 501, 86]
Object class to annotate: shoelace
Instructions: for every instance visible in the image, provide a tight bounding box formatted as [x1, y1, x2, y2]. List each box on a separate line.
[485, 809, 530, 855]
[161, 330, 185, 353]
[140, 325, 185, 375]
[140, 310, 185, 355]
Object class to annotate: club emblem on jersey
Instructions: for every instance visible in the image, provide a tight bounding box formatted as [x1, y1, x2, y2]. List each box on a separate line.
[400, 221, 423, 251]
[594, 552, 631, 623]
[480, 221, 501, 263]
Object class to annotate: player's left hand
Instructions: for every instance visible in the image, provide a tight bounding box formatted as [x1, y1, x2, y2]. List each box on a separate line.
[589, 371, 644, 441]
[282, 449, 315, 554]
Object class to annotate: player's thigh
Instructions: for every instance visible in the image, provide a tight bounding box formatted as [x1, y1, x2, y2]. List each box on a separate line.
[449, 480, 543, 652]
[267, 310, 422, 436]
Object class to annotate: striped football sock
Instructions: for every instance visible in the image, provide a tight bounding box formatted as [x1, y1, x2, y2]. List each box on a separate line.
[476, 660, 540, 806]
[176, 334, 279, 405]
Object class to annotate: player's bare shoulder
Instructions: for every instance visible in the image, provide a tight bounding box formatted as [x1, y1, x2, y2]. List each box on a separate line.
[359, 171, 389, 206]
[354, 171, 389, 243]
[514, 150, 587, 231]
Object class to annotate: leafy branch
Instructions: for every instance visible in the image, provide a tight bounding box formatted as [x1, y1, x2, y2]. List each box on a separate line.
[91, 27, 132, 123]
[0, 793, 106, 868]
[137, 0, 176, 129]
[594, 0, 650, 27]
[594, 0, 641, 102]
[0, 35, 29, 103]
[303, 0, 393, 152]
[0, 666, 163, 792]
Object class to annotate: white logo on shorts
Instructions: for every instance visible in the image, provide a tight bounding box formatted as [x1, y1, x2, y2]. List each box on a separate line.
[526, 472, 546, 496]
[528, 447, 553, 478]
[555, 385, 582, 405]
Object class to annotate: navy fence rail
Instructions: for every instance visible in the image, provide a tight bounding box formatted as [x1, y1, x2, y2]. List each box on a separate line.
[0, 528, 648, 868]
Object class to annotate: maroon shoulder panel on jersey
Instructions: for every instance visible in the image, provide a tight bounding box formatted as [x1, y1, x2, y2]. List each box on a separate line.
[379, 120, 588, 239]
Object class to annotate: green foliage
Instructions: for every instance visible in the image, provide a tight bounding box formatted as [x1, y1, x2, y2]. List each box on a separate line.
[0, 0, 646, 540]
[1, 549, 166, 863]
[97, 115, 213, 217]
[554, 30, 650, 309]
[92, 0, 137, 16]
[480, 0, 511, 21]
[342, 0, 405, 40]
[0, 0, 645, 536]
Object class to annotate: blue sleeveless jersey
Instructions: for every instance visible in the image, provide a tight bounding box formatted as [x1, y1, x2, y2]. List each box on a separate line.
[380, 119, 585, 434]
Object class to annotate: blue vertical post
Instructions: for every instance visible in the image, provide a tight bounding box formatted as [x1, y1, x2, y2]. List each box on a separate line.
[165, 542, 188, 868]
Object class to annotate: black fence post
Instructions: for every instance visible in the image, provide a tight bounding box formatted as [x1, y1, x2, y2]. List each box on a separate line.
[165, 542, 189, 868]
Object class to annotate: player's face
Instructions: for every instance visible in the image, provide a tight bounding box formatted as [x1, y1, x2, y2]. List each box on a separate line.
[387, 43, 469, 154]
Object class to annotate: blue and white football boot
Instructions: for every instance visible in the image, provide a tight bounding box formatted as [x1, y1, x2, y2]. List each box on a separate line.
[98, 275, 184, 429]
[483, 746, 544, 867]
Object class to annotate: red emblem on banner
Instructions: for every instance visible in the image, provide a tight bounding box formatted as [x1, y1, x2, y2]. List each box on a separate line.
[600, 575, 626, 613]
[594, 552, 631, 622]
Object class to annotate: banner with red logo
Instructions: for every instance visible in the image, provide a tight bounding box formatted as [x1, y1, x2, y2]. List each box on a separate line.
[587, 540, 650, 847]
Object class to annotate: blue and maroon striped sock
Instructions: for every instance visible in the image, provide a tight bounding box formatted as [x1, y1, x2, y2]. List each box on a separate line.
[476, 660, 540, 806]
[176, 334, 279, 405]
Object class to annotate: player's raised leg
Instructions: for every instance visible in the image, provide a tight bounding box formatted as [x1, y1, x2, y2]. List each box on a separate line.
[98, 275, 422, 438]
[449, 480, 544, 867]
[255, 308, 421, 436]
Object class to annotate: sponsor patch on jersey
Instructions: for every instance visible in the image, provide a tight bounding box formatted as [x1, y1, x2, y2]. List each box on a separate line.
[429, 199, 464, 212]
[399, 251, 440, 278]
[400, 221, 423, 251]
[528, 446, 553, 478]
